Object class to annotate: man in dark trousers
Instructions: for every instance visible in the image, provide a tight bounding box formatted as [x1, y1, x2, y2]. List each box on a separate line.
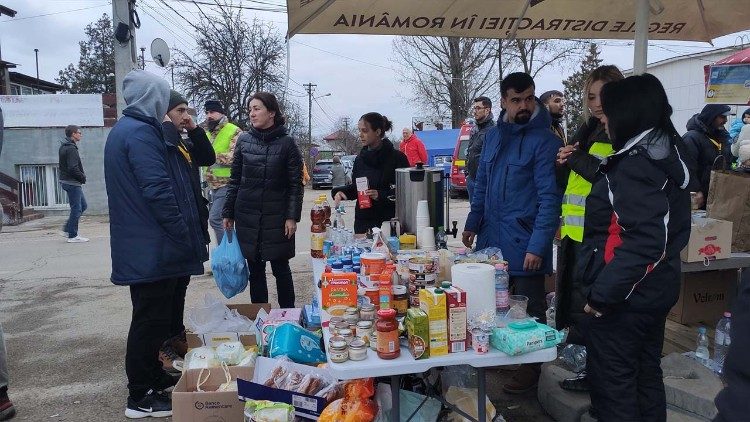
[104, 70, 207, 419]
[58, 125, 88, 242]
[464, 96, 495, 202]
[682, 104, 733, 209]
[463, 73, 562, 393]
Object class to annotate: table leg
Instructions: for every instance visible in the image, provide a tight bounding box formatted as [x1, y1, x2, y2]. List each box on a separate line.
[477, 367, 486, 422]
[391, 375, 400, 422]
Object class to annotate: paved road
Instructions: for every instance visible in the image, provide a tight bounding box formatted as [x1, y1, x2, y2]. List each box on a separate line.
[0, 188, 549, 421]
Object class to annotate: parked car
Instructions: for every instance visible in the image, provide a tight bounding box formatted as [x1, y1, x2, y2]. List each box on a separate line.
[312, 159, 334, 189]
[449, 124, 472, 198]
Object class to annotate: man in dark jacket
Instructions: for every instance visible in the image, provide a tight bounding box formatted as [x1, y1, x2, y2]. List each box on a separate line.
[682, 104, 733, 209]
[158, 90, 215, 370]
[58, 125, 88, 242]
[464, 96, 494, 202]
[463, 73, 562, 393]
[104, 70, 207, 419]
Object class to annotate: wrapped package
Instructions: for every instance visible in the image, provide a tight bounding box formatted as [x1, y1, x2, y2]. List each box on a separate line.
[490, 319, 563, 356]
[319, 379, 378, 422]
[244, 400, 295, 422]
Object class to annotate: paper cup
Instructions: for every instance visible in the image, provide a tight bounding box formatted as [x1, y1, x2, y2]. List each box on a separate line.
[471, 329, 491, 354]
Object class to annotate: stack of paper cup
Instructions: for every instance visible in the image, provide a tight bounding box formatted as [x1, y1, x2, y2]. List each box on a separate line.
[420, 226, 436, 250]
[415, 200, 430, 247]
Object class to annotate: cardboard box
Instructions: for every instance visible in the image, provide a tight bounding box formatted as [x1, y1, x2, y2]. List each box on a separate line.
[681, 217, 733, 263]
[268, 308, 302, 324]
[321, 272, 358, 316]
[238, 356, 330, 419]
[172, 365, 253, 422]
[405, 308, 429, 359]
[443, 286, 467, 353]
[668, 270, 735, 324]
[186, 303, 271, 349]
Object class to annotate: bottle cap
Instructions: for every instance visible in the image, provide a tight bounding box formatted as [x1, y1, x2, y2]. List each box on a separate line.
[441, 281, 452, 288]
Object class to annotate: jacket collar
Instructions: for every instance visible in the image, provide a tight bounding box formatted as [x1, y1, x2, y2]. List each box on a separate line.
[122, 109, 164, 134]
[498, 98, 550, 135]
[612, 128, 654, 156]
[248, 124, 287, 142]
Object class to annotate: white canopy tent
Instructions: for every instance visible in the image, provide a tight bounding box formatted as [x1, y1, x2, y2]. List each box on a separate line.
[286, 0, 750, 74]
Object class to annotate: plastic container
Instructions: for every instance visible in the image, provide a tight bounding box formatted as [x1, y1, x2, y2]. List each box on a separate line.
[494, 264, 510, 315]
[311, 199, 326, 258]
[329, 337, 349, 363]
[392, 285, 408, 317]
[379, 273, 392, 310]
[349, 338, 368, 361]
[508, 295, 528, 319]
[714, 312, 731, 374]
[376, 308, 400, 359]
[696, 326, 710, 365]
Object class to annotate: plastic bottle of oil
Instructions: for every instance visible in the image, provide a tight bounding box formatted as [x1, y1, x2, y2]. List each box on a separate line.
[311, 199, 326, 258]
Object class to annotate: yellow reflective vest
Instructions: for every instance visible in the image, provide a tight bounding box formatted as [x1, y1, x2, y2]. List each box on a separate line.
[207, 122, 239, 178]
[560, 141, 614, 242]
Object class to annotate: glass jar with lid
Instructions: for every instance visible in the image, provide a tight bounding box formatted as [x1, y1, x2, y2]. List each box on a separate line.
[329, 336, 349, 363]
[348, 338, 368, 361]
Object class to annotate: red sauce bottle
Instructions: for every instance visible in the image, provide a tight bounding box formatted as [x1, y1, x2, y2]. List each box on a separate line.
[376, 308, 400, 359]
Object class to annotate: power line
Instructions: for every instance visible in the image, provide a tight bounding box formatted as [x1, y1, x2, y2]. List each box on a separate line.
[314, 97, 336, 125]
[290, 39, 395, 71]
[0, 4, 108, 22]
[164, 0, 285, 13]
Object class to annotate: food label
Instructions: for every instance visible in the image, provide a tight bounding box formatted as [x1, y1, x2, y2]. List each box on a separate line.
[311, 232, 325, 251]
[377, 329, 399, 354]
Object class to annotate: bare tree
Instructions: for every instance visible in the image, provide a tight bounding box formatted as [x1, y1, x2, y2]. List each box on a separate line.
[172, 5, 285, 125]
[325, 117, 360, 155]
[394, 36, 499, 129]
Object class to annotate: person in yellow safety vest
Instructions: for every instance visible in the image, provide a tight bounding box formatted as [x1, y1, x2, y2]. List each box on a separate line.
[554, 65, 624, 393]
[203, 100, 242, 244]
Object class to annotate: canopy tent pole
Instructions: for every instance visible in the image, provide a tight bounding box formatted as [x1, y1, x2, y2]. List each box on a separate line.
[633, 0, 651, 74]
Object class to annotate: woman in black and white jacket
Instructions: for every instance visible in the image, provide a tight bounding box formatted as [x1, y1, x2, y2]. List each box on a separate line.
[581, 73, 695, 421]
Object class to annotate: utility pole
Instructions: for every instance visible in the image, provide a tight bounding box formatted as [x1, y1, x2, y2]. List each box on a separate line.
[342, 117, 350, 153]
[303, 82, 316, 150]
[170, 65, 175, 86]
[140, 46, 146, 70]
[113, 0, 138, 118]
[33, 48, 39, 91]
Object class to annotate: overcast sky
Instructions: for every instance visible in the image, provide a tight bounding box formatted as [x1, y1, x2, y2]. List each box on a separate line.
[1, 0, 749, 138]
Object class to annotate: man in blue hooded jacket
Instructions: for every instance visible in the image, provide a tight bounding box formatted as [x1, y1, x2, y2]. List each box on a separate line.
[463, 72, 562, 393]
[104, 70, 207, 419]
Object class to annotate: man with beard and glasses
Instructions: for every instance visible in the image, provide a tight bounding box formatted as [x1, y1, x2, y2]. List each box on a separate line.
[203, 100, 241, 243]
[463, 72, 562, 394]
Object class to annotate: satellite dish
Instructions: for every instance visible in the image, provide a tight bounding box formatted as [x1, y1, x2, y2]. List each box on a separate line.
[150, 38, 170, 67]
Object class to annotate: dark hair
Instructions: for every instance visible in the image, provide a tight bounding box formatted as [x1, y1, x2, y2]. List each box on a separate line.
[600, 73, 678, 150]
[359, 112, 393, 137]
[539, 90, 563, 104]
[65, 125, 80, 138]
[473, 96, 492, 108]
[501, 72, 535, 97]
[249, 92, 286, 127]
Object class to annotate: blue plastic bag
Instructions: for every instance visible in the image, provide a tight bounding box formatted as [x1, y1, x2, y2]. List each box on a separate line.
[211, 229, 249, 299]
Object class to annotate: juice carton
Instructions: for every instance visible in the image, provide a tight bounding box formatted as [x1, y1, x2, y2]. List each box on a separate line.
[419, 287, 448, 357]
[443, 286, 468, 353]
[405, 308, 430, 359]
[321, 272, 358, 316]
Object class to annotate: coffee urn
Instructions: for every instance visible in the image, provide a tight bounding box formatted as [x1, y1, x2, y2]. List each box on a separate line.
[394, 164, 445, 235]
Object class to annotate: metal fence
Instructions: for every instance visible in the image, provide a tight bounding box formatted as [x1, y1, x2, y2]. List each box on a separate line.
[17, 164, 69, 209]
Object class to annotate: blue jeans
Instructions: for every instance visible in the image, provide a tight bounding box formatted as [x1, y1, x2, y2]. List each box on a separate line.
[209, 186, 228, 244]
[61, 184, 87, 238]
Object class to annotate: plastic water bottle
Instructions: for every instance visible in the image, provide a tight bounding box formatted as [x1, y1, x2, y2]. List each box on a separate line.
[436, 226, 447, 249]
[560, 344, 587, 373]
[714, 312, 732, 374]
[695, 326, 710, 365]
[494, 264, 510, 315]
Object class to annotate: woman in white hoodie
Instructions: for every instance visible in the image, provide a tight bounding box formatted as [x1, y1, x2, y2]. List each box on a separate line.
[732, 125, 750, 170]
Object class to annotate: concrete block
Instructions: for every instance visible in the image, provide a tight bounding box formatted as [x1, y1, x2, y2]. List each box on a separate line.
[661, 353, 722, 420]
[538, 362, 591, 422]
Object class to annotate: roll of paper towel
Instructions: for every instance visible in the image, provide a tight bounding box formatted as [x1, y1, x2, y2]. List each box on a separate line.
[451, 263, 496, 319]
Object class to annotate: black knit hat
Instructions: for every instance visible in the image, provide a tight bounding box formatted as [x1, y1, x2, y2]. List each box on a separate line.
[168, 90, 188, 112]
[205, 99, 225, 115]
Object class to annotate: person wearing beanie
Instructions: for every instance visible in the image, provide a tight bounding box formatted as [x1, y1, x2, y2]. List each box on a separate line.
[682, 104, 733, 209]
[203, 99, 241, 244]
[158, 90, 216, 371]
[729, 107, 750, 143]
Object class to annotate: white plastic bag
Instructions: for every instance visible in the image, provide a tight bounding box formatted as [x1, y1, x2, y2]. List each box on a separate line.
[215, 341, 245, 365]
[184, 346, 220, 370]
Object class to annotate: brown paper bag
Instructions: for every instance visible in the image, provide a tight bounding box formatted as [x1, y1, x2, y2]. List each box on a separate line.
[706, 169, 750, 252]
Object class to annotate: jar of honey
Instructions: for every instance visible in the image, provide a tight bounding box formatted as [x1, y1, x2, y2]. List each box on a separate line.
[376, 308, 400, 359]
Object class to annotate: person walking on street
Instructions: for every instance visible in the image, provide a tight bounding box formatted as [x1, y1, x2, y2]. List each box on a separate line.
[330, 155, 350, 187]
[222, 92, 303, 308]
[105, 70, 207, 419]
[332, 113, 410, 234]
[682, 104, 733, 209]
[399, 127, 428, 167]
[464, 96, 495, 202]
[0, 325, 15, 421]
[581, 73, 693, 422]
[204, 100, 241, 244]
[157, 90, 216, 372]
[462, 73, 562, 393]
[58, 125, 88, 243]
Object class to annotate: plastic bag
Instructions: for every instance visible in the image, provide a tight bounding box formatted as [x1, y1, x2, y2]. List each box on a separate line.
[560, 344, 587, 373]
[490, 319, 564, 356]
[244, 400, 295, 422]
[444, 386, 499, 422]
[319, 379, 378, 422]
[216, 341, 245, 365]
[185, 346, 220, 370]
[211, 229, 249, 299]
[186, 294, 256, 334]
[262, 357, 332, 395]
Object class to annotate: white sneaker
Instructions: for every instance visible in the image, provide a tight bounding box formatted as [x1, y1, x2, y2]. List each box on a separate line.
[67, 236, 89, 243]
[58, 231, 69, 238]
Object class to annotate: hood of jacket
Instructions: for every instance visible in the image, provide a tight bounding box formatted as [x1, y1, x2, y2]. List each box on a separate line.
[122, 70, 170, 124]
[498, 98, 552, 135]
[686, 113, 729, 141]
[248, 124, 288, 143]
[359, 138, 397, 168]
[612, 128, 691, 190]
[60, 137, 77, 148]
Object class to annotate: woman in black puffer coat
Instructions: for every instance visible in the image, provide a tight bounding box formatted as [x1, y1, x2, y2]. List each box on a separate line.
[222, 92, 303, 308]
[331, 112, 409, 234]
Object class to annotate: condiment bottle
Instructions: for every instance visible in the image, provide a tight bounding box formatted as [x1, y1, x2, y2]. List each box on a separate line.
[376, 308, 400, 359]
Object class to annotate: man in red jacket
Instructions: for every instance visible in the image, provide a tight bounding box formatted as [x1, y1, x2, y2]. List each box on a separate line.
[400, 127, 428, 167]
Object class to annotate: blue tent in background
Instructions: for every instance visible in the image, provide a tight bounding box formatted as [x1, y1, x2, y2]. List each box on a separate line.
[416, 129, 459, 174]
